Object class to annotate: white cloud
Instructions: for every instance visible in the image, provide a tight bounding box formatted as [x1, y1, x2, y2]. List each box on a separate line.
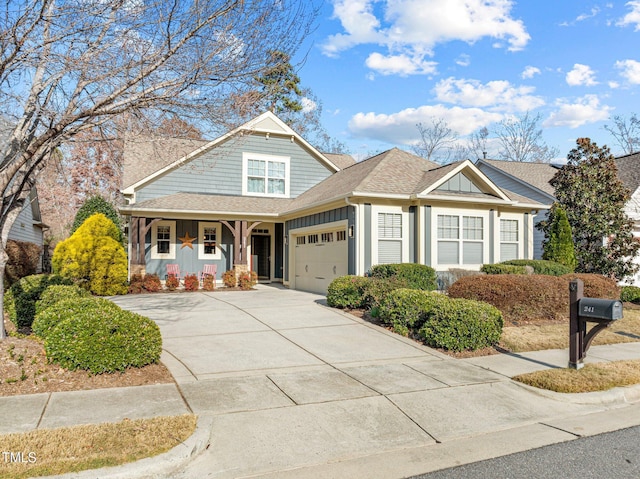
[365, 52, 438, 76]
[609, 81, 620, 89]
[456, 54, 471, 67]
[300, 97, 317, 113]
[565, 64, 598, 86]
[615, 59, 640, 84]
[348, 105, 503, 144]
[543, 95, 613, 129]
[433, 77, 545, 112]
[322, 0, 530, 75]
[521, 66, 541, 79]
[576, 7, 600, 22]
[617, 1, 640, 30]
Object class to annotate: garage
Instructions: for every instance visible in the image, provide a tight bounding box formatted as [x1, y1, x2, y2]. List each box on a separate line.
[293, 226, 348, 294]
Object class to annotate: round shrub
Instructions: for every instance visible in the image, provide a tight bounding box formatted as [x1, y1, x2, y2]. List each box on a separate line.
[418, 298, 503, 352]
[378, 289, 449, 336]
[369, 263, 437, 291]
[7, 274, 73, 328]
[35, 284, 90, 316]
[481, 264, 527, 275]
[238, 271, 257, 290]
[143, 274, 162, 292]
[560, 273, 620, 300]
[184, 273, 199, 291]
[71, 195, 123, 243]
[326, 275, 369, 308]
[502, 259, 572, 276]
[32, 297, 121, 339]
[362, 276, 410, 315]
[621, 285, 640, 304]
[222, 270, 236, 288]
[44, 308, 162, 373]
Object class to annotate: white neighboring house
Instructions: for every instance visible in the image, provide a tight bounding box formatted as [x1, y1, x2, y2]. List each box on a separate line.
[478, 155, 640, 286]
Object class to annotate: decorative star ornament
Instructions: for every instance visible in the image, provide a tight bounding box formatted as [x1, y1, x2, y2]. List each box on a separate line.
[179, 232, 197, 249]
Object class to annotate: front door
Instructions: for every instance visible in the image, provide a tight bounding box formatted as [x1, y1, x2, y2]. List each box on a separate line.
[251, 235, 271, 279]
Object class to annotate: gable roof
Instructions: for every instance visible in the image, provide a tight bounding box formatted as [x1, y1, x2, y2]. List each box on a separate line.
[122, 111, 341, 194]
[615, 152, 640, 193]
[323, 152, 356, 170]
[288, 148, 546, 213]
[476, 159, 558, 198]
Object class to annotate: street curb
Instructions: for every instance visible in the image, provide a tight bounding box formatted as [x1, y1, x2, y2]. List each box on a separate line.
[512, 380, 640, 405]
[44, 414, 213, 479]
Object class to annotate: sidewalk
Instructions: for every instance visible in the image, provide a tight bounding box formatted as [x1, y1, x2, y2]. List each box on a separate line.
[2, 287, 640, 479]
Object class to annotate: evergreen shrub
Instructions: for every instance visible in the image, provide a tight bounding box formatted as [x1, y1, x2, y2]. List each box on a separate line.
[32, 297, 120, 339]
[369, 263, 437, 291]
[326, 275, 369, 308]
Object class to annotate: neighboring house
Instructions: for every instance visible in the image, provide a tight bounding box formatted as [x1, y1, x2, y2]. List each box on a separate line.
[120, 111, 547, 294]
[476, 159, 559, 259]
[478, 155, 640, 285]
[0, 118, 46, 271]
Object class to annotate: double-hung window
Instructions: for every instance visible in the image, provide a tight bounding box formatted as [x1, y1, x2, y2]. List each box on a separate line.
[243, 153, 290, 197]
[437, 214, 484, 265]
[198, 222, 222, 259]
[500, 219, 519, 261]
[151, 220, 176, 259]
[378, 213, 402, 264]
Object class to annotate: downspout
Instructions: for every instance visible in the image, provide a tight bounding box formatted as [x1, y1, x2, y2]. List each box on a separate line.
[345, 196, 358, 275]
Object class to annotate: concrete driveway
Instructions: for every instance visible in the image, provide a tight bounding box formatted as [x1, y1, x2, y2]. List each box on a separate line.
[109, 285, 629, 479]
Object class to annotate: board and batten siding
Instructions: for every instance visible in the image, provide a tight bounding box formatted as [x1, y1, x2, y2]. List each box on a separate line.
[136, 134, 334, 202]
[476, 164, 552, 260]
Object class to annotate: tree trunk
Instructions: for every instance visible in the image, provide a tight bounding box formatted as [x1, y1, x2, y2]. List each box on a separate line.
[0, 252, 8, 339]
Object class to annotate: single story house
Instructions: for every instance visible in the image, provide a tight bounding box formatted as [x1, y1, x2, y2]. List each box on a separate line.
[120, 112, 547, 294]
[478, 154, 640, 285]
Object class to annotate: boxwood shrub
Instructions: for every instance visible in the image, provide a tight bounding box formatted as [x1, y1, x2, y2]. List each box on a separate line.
[7, 274, 73, 328]
[418, 298, 503, 352]
[621, 285, 640, 304]
[501, 259, 572, 276]
[480, 264, 527, 275]
[326, 275, 370, 308]
[369, 263, 437, 291]
[44, 308, 162, 374]
[32, 297, 121, 339]
[35, 284, 91, 316]
[378, 288, 449, 336]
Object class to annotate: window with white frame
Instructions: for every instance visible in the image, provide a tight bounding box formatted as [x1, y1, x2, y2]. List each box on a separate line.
[500, 219, 519, 262]
[437, 214, 484, 265]
[151, 220, 176, 259]
[378, 213, 402, 264]
[242, 153, 290, 197]
[198, 222, 222, 259]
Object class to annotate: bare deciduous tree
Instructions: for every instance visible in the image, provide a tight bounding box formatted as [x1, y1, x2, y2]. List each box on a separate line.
[0, 0, 317, 338]
[494, 112, 559, 162]
[468, 127, 490, 160]
[604, 114, 640, 155]
[412, 118, 458, 163]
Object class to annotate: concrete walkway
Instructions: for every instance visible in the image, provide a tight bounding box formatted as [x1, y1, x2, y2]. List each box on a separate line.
[3, 284, 640, 479]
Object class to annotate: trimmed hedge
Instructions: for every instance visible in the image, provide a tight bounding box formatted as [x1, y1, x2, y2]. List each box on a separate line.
[32, 297, 121, 339]
[481, 264, 527, 275]
[35, 284, 90, 316]
[501, 259, 572, 276]
[418, 298, 503, 352]
[6, 274, 73, 329]
[621, 285, 640, 304]
[326, 275, 370, 308]
[369, 263, 437, 291]
[378, 288, 449, 336]
[44, 308, 162, 373]
[448, 273, 620, 322]
[5, 240, 42, 286]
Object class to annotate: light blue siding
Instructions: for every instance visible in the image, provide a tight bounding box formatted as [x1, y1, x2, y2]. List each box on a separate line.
[137, 134, 333, 202]
[8, 201, 43, 246]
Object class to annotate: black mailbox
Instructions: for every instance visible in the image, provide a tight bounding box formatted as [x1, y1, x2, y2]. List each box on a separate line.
[578, 298, 623, 321]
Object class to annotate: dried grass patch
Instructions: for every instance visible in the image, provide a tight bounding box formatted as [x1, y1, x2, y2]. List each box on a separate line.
[0, 414, 197, 479]
[513, 360, 640, 393]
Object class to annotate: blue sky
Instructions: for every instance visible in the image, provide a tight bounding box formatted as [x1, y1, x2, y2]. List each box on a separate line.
[292, 1, 640, 160]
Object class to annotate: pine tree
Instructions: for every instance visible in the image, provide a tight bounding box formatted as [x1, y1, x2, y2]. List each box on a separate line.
[542, 204, 577, 270]
[541, 138, 639, 280]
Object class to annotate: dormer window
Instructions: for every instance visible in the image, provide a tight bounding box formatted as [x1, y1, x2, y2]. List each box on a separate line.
[242, 153, 290, 197]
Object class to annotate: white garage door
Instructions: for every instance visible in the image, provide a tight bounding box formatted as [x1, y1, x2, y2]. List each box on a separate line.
[294, 228, 348, 295]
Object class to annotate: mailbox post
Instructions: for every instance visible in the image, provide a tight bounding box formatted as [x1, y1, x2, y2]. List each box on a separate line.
[568, 279, 623, 369]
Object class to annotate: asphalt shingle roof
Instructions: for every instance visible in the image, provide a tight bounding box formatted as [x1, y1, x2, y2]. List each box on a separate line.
[479, 159, 558, 197]
[615, 152, 640, 193]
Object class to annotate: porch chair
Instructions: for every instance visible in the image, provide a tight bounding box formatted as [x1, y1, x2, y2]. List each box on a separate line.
[199, 264, 217, 285]
[166, 263, 182, 281]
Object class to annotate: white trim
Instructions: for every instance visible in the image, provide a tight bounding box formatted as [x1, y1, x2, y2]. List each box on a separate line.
[198, 222, 222, 260]
[151, 220, 176, 260]
[371, 205, 409, 265]
[242, 152, 291, 198]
